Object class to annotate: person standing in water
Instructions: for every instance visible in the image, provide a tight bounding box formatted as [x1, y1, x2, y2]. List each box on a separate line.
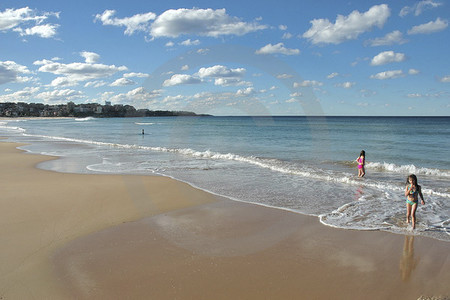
[356, 150, 365, 177]
[405, 174, 425, 229]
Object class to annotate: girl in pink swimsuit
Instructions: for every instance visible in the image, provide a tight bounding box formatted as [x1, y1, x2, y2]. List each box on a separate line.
[356, 150, 365, 177]
[404, 174, 425, 229]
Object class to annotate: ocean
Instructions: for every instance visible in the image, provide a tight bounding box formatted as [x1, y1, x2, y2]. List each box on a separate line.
[1, 116, 449, 242]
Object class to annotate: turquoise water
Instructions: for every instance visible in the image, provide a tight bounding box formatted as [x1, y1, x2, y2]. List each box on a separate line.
[1, 116, 449, 241]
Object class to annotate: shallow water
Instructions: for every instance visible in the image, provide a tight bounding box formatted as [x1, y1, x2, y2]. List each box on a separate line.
[1, 116, 449, 242]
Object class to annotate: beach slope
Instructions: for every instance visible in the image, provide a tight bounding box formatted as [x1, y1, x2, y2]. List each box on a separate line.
[1, 141, 449, 299]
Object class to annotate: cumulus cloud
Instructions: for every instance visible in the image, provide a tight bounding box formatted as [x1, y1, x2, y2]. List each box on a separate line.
[0, 60, 32, 84]
[409, 69, 420, 75]
[165, 41, 174, 47]
[80, 51, 100, 64]
[255, 43, 300, 55]
[440, 75, 450, 82]
[110, 78, 136, 86]
[281, 32, 293, 39]
[214, 78, 251, 86]
[35, 89, 84, 103]
[327, 72, 339, 79]
[0, 7, 59, 38]
[236, 87, 255, 96]
[123, 72, 149, 78]
[293, 80, 323, 87]
[197, 65, 246, 78]
[276, 74, 293, 79]
[400, 1, 443, 17]
[162, 74, 202, 86]
[14, 24, 59, 38]
[107, 87, 162, 106]
[35, 59, 128, 85]
[407, 17, 448, 34]
[0, 86, 40, 103]
[94, 10, 156, 35]
[336, 82, 355, 88]
[179, 39, 200, 46]
[370, 70, 404, 80]
[371, 51, 406, 66]
[303, 4, 390, 44]
[365, 30, 408, 46]
[150, 8, 267, 38]
[84, 80, 107, 88]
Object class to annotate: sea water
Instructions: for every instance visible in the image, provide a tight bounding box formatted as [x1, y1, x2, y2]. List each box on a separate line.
[1, 116, 449, 241]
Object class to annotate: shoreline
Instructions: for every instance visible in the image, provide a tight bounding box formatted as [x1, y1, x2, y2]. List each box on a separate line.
[1, 140, 450, 299]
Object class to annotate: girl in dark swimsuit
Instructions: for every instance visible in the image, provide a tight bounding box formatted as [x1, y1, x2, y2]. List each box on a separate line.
[404, 174, 425, 229]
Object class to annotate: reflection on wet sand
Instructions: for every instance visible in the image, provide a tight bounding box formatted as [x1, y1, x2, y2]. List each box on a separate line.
[400, 235, 419, 281]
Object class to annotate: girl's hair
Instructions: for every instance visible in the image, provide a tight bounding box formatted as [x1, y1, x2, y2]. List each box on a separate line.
[359, 150, 365, 157]
[407, 174, 419, 185]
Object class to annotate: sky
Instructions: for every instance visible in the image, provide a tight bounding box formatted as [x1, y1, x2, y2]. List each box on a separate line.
[1, 0, 449, 116]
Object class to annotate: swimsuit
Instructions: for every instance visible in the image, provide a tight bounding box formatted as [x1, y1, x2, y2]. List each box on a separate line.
[406, 184, 419, 205]
[357, 157, 364, 169]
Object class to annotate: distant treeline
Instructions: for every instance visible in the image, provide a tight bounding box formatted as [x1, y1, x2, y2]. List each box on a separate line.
[0, 102, 210, 118]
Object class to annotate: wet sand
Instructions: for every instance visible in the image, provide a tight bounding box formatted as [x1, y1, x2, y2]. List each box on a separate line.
[1, 141, 449, 299]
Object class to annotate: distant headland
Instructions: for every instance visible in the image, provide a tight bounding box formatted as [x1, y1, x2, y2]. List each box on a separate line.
[0, 101, 210, 118]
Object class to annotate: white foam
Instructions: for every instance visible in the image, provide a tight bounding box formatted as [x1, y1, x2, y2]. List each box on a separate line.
[75, 117, 95, 121]
[366, 161, 450, 177]
[135, 122, 155, 125]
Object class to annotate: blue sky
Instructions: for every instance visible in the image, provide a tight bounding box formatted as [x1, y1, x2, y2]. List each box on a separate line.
[1, 0, 449, 116]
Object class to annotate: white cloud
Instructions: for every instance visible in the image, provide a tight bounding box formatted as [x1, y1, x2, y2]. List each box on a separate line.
[365, 30, 408, 46]
[276, 74, 293, 79]
[279, 25, 287, 30]
[370, 70, 404, 80]
[35, 59, 128, 85]
[409, 69, 420, 75]
[290, 92, 302, 97]
[293, 80, 323, 87]
[181, 65, 189, 71]
[35, 89, 84, 103]
[303, 4, 390, 44]
[197, 65, 246, 78]
[0, 60, 32, 84]
[281, 32, 293, 39]
[80, 51, 100, 64]
[370, 51, 406, 66]
[50, 77, 78, 87]
[165, 41, 174, 47]
[197, 48, 210, 54]
[0, 86, 40, 103]
[336, 82, 355, 88]
[255, 43, 300, 55]
[110, 78, 136, 86]
[94, 10, 156, 35]
[108, 87, 162, 106]
[440, 75, 450, 82]
[123, 72, 149, 78]
[236, 87, 255, 96]
[407, 17, 448, 35]
[150, 8, 267, 38]
[400, 1, 443, 17]
[327, 72, 339, 79]
[14, 24, 59, 38]
[162, 74, 202, 86]
[84, 80, 107, 88]
[0, 7, 59, 39]
[214, 78, 251, 86]
[179, 39, 200, 46]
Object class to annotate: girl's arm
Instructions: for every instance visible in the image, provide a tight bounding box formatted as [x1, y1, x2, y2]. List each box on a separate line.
[419, 186, 425, 204]
[405, 185, 410, 197]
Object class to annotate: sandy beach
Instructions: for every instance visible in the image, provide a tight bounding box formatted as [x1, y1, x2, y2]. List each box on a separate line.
[1, 141, 450, 299]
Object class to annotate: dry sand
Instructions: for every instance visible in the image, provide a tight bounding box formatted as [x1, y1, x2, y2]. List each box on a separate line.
[1, 141, 449, 299]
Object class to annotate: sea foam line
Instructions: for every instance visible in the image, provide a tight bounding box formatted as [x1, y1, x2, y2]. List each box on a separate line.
[21, 132, 450, 199]
[366, 161, 450, 178]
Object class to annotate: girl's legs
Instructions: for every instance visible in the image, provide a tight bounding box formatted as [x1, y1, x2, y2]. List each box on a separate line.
[361, 167, 365, 177]
[406, 203, 412, 224]
[411, 203, 418, 229]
